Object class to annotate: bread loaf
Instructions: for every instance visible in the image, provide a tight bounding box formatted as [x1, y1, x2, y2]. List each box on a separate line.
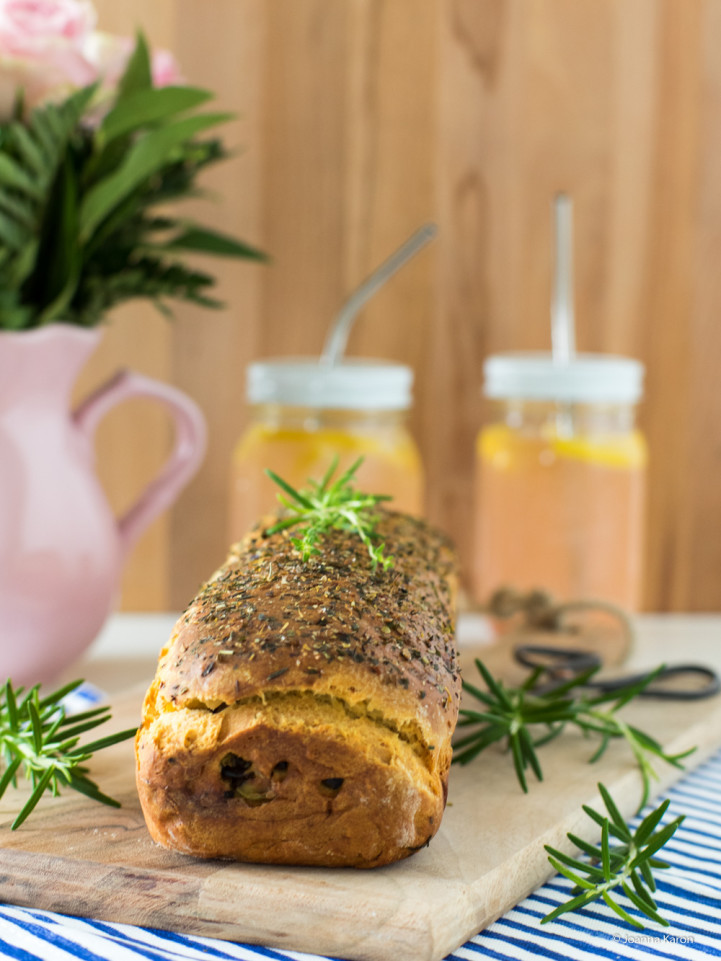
[135, 509, 460, 868]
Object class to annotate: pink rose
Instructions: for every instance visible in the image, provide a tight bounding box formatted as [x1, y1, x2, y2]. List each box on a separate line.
[150, 48, 182, 87]
[0, 0, 96, 46]
[0, 0, 96, 83]
[0, 0, 96, 116]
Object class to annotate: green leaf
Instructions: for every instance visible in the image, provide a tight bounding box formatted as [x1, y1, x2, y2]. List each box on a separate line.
[639, 857, 656, 891]
[0, 189, 35, 229]
[264, 516, 303, 536]
[565, 832, 604, 860]
[11, 767, 54, 829]
[543, 846, 606, 880]
[28, 698, 44, 754]
[29, 106, 59, 160]
[115, 31, 153, 101]
[588, 733, 611, 764]
[65, 772, 122, 807]
[634, 798, 671, 845]
[632, 819, 684, 864]
[473, 659, 513, 711]
[622, 882, 668, 925]
[648, 856, 671, 869]
[98, 86, 214, 145]
[518, 725, 543, 782]
[330, 456, 365, 494]
[0, 153, 42, 199]
[599, 782, 629, 835]
[601, 819, 611, 881]
[625, 725, 664, 753]
[4, 680, 18, 729]
[541, 889, 599, 924]
[76, 727, 139, 754]
[602, 891, 644, 928]
[51, 717, 107, 742]
[581, 803, 629, 842]
[3, 241, 38, 291]
[0, 756, 22, 797]
[163, 225, 267, 260]
[0, 304, 32, 329]
[546, 856, 596, 890]
[459, 680, 497, 708]
[318, 455, 340, 493]
[35, 153, 81, 325]
[37, 678, 85, 708]
[630, 870, 658, 908]
[536, 664, 601, 699]
[265, 469, 314, 509]
[510, 733, 528, 793]
[53, 705, 109, 728]
[79, 111, 234, 241]
[10, 123, 46, 178]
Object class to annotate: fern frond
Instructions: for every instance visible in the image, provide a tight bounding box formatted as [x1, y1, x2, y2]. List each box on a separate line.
[0, 85, 96, 323]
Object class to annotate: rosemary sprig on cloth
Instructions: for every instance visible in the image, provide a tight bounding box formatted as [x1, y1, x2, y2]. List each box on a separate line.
[265, 457, 394, 571]
[0, 678, 136, 829]
[454, 658, 693, 810]
[542, 783, 684, 928]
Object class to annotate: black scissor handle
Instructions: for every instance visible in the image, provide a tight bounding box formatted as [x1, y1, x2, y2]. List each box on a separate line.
[514, 644, 721, 701]
[514, 644, 601, 676]
[591, 663, 721, 701]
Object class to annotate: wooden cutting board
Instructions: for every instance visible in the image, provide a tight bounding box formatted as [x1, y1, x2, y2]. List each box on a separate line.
[2, 637, 721, 961]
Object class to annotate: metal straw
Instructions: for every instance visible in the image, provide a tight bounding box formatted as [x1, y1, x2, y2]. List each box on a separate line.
[551, 193, 576, 364]
[320, 223, 438, 366]
[551, 194, 576, 436]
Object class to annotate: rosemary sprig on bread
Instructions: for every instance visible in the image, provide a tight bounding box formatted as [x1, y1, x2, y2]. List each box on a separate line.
[265, 457, 394, 570]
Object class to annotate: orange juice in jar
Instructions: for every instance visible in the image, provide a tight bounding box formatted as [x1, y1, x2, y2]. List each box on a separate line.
[473, 353, 647, 613]
[230, 359, 423, 541]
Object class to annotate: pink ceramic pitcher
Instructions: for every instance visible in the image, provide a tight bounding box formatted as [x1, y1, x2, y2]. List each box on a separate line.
[0, 325, 206, 686]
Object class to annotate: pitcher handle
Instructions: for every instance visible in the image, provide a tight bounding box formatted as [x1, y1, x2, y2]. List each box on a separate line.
[73, 370, 207, 561]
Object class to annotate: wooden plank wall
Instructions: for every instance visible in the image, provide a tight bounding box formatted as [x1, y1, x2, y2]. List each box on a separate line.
[84, 0, 721, 613]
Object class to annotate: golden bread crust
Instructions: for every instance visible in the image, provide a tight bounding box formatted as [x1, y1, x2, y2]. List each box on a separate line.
[136, 509, 460, 867]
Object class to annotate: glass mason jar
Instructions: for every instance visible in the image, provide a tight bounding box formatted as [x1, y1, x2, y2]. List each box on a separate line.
[473, 353, 647, 613]
[230, 358, 424, 542]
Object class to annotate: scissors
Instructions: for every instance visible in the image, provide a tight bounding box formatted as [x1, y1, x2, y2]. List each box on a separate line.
[513, 644, 721, 701]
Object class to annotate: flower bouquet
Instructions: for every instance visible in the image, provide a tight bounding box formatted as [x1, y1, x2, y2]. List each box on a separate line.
[0, 0, 265, 330]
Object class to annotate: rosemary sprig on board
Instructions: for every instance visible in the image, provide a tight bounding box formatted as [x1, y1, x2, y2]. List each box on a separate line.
[454, 658, 693, 811]
[265, 457, 394, 571]
[542, 783, 684, 928]
[0, 678, 136, 829]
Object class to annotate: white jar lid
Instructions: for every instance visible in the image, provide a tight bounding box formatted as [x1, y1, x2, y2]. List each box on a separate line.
[483, 352, 645, 404]
[247, 357, 413, 410]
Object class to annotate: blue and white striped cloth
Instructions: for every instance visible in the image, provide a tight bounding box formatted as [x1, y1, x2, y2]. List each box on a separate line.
[1, 749, 720, 961]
